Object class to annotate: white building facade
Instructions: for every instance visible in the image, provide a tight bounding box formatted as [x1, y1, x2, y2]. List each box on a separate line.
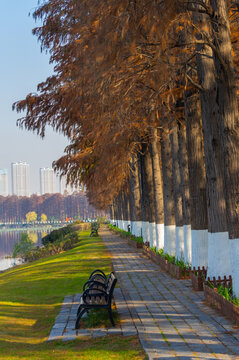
[40, 168, 58, 195]
[59, 175, 78, 195]
[11, 162, 30, 197]
[0, 169, 8, 196]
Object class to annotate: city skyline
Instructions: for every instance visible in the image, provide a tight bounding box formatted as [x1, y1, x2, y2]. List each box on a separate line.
[0, 163, 77, 197]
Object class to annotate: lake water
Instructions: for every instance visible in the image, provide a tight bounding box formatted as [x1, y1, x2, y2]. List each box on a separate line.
[0, 230, 49, 271]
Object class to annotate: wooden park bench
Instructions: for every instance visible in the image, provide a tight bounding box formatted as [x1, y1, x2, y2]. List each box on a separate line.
[75, 271, 117, 329]
[83, 270, 115, 292]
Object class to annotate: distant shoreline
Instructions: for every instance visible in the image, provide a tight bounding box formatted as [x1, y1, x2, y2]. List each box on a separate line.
[0, 225, 63, 232]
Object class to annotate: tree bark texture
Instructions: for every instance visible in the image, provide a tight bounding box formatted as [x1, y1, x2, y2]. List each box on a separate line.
[119, 191, 124, 226]
[150, 128, 164, 225]
[195, 8, 227, 233]
[129, 155, 142, 222]
[184, 90, 208, 231]
[170, 127, 183, 227]
[209, 0, 239, 239]
[123, 191, 130, 228]
[160, 128, 176, 255]
[141, 144, 156, 224]
[160, 129, 175, 227]
[178, 123, 191, 226]
[109, 205, 113, 222]
[140, 144, 157, 245]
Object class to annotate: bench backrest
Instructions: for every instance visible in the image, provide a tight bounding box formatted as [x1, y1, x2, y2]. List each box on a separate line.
[106, 273, 117, 303]
[105, 272, 115, 288]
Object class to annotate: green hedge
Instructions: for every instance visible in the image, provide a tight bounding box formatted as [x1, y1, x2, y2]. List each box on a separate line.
[42, 225, 73, 245]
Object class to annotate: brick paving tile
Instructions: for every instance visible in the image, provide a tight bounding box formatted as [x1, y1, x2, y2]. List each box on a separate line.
[100, 229, 239, 360]
[92, 329, 107, 338]
[76, 329, 91, 338]
[62, 329, 77, 342]
[47, 328, 64, 341]
[107, 327, 122, 335]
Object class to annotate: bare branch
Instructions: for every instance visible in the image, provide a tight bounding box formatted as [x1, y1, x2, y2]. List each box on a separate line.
[185, 73, 204, 91]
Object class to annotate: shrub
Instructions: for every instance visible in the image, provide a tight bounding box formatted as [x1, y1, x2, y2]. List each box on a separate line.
[207, 282, 239, 307]
[42, 225, 72, 245]
[23, 234, 80, 262]
[12, 233, 36, 259]
[13, 227, 80, 263]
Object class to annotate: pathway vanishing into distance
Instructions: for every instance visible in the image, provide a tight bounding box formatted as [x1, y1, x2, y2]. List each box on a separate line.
[48, 228, 239, 360]
[101, 229, 239, 360]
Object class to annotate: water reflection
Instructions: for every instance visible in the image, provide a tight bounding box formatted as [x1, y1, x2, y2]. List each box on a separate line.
[0, 230, 49, 271]
[0, 257, 23, 271]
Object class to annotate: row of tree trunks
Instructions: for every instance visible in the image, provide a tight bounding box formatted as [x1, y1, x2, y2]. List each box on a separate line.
[112, 109, 209, 266]
[111, 0, 239, 295]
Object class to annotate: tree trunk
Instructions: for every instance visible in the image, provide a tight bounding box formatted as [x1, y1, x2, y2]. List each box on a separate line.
[209, 0, 239, 295]
[109, 204, 113, 224]
[178, 123, 191, 264]
[194, 3, 231, 278]
[160, 128, 176, 256]
[129, 155, 143, 237]
[112, 199, 116, 225]
[114, 195, 119, 228]
[140, 144, 156, 246]
[184, 90, 208, 267]
[170, 127, 184, 260]
[118, 191, 124, 230]
[150, 127, 164, 250]
[123, 190, 130, 232]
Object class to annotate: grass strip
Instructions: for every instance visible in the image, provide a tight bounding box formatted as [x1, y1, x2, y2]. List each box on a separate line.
[0, 230, 145, 360]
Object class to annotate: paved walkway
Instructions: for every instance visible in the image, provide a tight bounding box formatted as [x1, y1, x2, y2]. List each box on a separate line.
[48, 229, 239, 360]
[101, 229, 239, 360]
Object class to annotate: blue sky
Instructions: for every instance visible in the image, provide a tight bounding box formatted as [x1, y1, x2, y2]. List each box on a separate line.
[0, 0, 68, 194]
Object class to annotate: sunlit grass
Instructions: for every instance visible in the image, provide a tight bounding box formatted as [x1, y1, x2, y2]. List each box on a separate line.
[0, 230, 145, 359]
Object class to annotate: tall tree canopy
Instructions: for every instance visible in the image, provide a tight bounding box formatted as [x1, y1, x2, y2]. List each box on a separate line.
[13, 0, 239, 210]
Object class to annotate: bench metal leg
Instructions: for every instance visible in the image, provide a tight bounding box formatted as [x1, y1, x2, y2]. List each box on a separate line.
[108, 307, 115, 327]
[77, 304, 89, 316]
[75, 308, 87, 329]
[77, 305, 82, 316]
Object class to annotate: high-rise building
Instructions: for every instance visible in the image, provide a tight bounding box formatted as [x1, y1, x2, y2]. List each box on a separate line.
[0, 169, 8, 196]
[40, 168, 58, 195]
[11, 162, 30, 197]
[59, 175, 76, 195]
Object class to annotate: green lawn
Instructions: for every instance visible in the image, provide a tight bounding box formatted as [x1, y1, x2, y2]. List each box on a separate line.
[0, 230, 146, 359]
